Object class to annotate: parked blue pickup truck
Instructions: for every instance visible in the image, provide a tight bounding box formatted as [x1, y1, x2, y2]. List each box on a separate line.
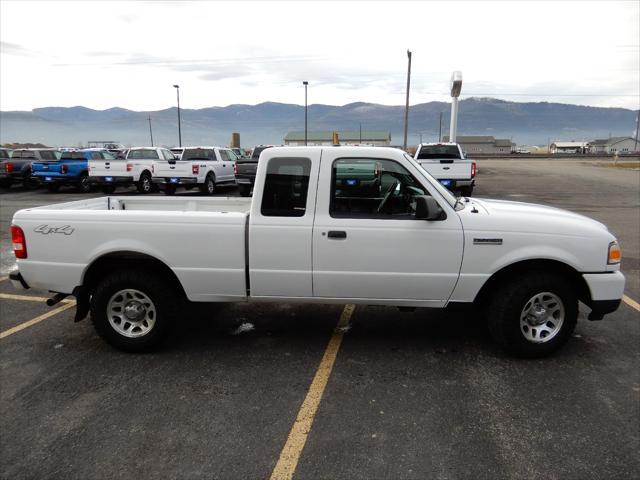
[32, 148, 115, 193]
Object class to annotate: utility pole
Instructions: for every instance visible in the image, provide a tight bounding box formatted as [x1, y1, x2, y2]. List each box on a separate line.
[359, 123, 362, 144]
[173, 84, 182, 147]
[303, 81, 309, 146]
[634, 113, 639, 152]
[403, 49, 412, 151]
[438, 112, 443, 142]
[148, 114, 154, 147]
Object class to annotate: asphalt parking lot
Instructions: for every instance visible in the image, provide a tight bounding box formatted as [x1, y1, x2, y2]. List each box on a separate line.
[1, 158, 638, 480]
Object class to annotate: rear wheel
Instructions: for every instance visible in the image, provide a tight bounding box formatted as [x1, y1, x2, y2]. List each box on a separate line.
[238, 184, 251, 197]
[102, 185, 116, 194]
[23, 170, 38, 190]
[137, 171, 152, 194]
[90, 269, 177, 352]
[164, 184, 177, 195]
[77, 173, 91, 193]
[47, 184, 60, 193]
[200, 173, 216, 195]
[487, 272, 578, 358]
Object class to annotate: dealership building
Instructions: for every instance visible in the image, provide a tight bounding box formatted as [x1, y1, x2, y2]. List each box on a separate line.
[442, 135, 514, 154]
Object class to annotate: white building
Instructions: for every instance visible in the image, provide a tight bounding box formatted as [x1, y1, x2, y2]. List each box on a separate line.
[588, 137, 639, 154]
[442, 135, 513, 154]
[549, 141, 588, 154]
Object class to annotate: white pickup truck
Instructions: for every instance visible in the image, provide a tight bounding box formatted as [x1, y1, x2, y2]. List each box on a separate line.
[89, 147, 176, 194]
[414, 142, 476, 196]
[9, 146, 624, 357]
[151, 146, 237, 195]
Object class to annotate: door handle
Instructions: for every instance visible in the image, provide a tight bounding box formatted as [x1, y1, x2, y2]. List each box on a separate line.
[327, 231, 347, 239]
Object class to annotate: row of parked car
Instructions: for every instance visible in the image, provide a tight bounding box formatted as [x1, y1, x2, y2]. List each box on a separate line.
[0, 145, 267, 196]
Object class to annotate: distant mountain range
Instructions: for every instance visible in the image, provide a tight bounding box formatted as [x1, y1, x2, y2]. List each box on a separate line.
[1, 98, 637, 148]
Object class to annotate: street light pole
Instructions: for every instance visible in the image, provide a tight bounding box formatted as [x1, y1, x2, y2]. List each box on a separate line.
[173, 84, 182, 147]
[438, 112, 443, 142]
[303, 81, 309, 146]
[148, 114, 154, 146]
[403, 50, 412, 151]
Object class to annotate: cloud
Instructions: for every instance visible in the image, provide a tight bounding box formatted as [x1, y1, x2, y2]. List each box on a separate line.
[0, 41, 38, 57]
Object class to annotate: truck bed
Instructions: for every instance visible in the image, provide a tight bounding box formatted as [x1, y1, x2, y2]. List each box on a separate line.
[26, 196, 252, 213]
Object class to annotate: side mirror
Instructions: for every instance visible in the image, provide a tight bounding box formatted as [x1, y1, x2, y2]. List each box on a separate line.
[415, 196, 446, 221]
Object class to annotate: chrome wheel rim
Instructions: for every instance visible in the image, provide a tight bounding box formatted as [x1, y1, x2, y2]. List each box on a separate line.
[142, 177, 151, 192]
[519, 292, 564, 343]
[207, 179, 214, 193]
[107, 289, 156, 338]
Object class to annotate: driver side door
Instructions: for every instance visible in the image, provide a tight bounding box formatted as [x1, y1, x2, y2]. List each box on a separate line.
[312, 154, 464, 304]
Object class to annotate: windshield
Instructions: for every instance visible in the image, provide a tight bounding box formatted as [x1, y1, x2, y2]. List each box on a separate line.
[181, 148, 214, 161]
[403, 153, 458, 208]
[127, 149, 159, 160]
[416, 145, 461, 159]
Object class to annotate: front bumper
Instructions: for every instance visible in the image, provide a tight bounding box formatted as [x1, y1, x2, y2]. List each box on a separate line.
[9, 270, 29, 290]
[90, 176, 133, 185]
[582, 271, 625, 319]
[152, 177, 197, 185]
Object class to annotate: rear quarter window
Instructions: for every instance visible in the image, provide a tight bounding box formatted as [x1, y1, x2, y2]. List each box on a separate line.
[260, 157, 311, 217]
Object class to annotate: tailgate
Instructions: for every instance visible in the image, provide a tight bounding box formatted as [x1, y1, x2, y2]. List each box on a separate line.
[418, 159, 472, 180]
[153, 161, 191, 177]
[236, 161, 258, 176]
[89, 159, 127, 176]
[32, 162, 62, 174]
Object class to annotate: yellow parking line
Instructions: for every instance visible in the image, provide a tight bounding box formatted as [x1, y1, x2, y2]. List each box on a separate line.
[270, 304, 355, 480]
[623, 295, 640, 312]
[0, 301, 76, 339]
[0, 293, 73, 303]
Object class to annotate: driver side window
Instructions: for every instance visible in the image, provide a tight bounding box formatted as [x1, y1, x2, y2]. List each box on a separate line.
[330, 158, 428, 219]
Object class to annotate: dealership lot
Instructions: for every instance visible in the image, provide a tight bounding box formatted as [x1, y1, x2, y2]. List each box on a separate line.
[1, 158, 638, 479]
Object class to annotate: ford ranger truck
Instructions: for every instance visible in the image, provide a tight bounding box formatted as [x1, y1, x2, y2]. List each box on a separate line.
[414, 142, 476, 196]
[8, 146, 624, 357]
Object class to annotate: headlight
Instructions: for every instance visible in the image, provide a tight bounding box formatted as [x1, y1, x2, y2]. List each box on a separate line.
[607, 241, 621, 265]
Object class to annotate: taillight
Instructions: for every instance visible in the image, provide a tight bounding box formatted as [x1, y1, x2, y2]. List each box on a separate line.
[60, 164, 68, 174]
[471, 161, 477, 178]
[5, 162, 13, 173]
[126, 163, 133, 172]
[192, 164, 199, 175]
[11, 225, 27, 259]
[233, 162, 237, 175]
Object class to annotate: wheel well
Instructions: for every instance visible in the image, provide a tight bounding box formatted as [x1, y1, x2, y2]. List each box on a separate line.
[473, 259, 591, 308]
[82, 251, 187, 299]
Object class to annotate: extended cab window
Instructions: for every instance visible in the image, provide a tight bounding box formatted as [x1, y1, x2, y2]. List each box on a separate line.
[330, 158, 428, 219]
[261, 157, 311, 217]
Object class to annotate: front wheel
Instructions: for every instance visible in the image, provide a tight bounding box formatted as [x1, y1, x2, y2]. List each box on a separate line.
[487, 273, 578, 358]
[90, 269, 177, 352]
[137, 172, 152, 194]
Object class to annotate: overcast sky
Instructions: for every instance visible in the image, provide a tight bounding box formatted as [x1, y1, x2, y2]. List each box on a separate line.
[1, 0, 639, 111]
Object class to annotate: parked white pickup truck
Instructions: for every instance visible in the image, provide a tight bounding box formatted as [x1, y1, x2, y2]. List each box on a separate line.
[9, 146, 624, 357]
[414, 142, 476, 196]
[89, 147, 177, 194]
[151, 146, 237, 195]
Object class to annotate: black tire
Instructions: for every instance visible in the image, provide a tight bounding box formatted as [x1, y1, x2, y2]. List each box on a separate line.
[200, 173, 216, 195]
[238, 184, 251, 197]
[23, 170, 38, 190]
[90, 269, 177, 352]
[164, 184, 177, 195]
[102, 185, 116, 194]
[47, 184, 60, 193]
[137, 171, 152, 194]
[459, 186, 473, 197]
[487, 272, 578, 358]
[77, 173, 92, 193]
